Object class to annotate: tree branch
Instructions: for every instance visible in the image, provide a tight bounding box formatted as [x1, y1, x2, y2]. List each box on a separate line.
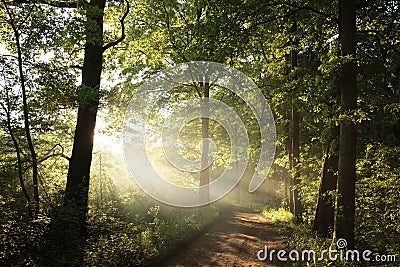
[239, 1, 337, 26]
[0, 100, 33, 218]
[102, 0, 130, 52]
[161, 0, 189, 62]
[38, 143, 70, 163]
[12, 0, 78, 8]
[358, 29, 400, 57]
[280, 2, 337, 22]
[247, 8, 302, 30]
[38, 153, 70, 163]
[356, 0, 375, 10]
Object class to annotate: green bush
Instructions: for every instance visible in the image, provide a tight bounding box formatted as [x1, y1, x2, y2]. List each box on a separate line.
[260, 143, 400, 267]
[84, 189, 219, 266]
[356, 143, 400, 259]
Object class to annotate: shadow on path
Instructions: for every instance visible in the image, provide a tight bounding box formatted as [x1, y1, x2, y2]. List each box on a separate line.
[161, 204, 289, 267]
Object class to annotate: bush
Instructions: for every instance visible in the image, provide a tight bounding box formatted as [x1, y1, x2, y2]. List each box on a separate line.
[84, 189, 219, 266]
[356, 143, 400, 259]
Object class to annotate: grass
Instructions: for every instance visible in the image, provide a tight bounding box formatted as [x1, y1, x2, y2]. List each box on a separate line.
[261, 207, 294, 224]
[258, 206, 381, 267]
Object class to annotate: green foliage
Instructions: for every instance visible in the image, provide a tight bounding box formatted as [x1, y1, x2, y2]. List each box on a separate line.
[84, 148, 220, 266]
[0, 152, 219, 266]
[356, 143, 400, 258]
[261, 143, 400, 266]
[84, 192, 218, 266]
[1, 0, 399, 265]
[262, 207, 294, 224]
[0, 200, 49, 266]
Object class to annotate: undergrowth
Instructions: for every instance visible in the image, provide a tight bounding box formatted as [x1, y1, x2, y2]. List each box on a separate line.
[261, 206, 398, 267]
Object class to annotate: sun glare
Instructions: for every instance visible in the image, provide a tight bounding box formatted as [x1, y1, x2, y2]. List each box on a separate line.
[94, 116, 122, 154]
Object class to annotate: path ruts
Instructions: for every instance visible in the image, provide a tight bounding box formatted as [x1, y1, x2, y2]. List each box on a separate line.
[161, 204, 289, 267]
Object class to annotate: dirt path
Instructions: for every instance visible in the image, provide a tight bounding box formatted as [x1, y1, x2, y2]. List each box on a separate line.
[161, 204, 289, 267]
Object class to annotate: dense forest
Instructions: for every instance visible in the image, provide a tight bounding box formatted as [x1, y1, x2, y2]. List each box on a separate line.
[0, 0, 399, 266]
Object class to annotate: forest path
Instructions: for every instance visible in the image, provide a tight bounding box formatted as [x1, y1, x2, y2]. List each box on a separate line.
[161, 204, 289, 267]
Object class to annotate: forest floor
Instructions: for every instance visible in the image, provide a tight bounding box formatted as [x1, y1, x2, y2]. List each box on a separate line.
[160, 204, 289, 267]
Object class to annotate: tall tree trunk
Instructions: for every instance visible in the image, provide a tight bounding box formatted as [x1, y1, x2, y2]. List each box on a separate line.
[292, 104, 302, 219]
[314, 65, 341, 238]
[290, 21, 302, 219]
[286, 110, 294, 214]
[313, 141, 338, 237]
[2, 94, 33, 218]
[334, 0, 357, 249]
[200, 82, 210, 203]
[44, 0, 128, 264]
[18, 40, 39, 218]
[47, 1, 106, 265]
[64, 0, 106, 228]
[284, 55, 294, 213]
[4, 4, 40, 217]
[232, 140, 240, 202]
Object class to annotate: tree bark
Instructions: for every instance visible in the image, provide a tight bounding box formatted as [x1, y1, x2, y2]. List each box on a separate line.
[48, 1, 129, 264]
[286, 117, 297, 215]
[284, 52, 294, 212]
[64, 0, 106, 228]
[334, 0, 357, 249]
[292, 104, 302, 219]
[290, 21, 302, 219]
[314, 63, 340, 238]
[313, 143, 338, 237]
[199, 82, 210, 203]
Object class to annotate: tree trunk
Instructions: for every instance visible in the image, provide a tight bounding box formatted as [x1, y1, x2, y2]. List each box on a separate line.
[290, 21, 302, 219]
[286, 113, 295, 212]
[314, 72, 340, 238]
[64, 0, 106, 228]
[6, 7, 40, 218]
[2, 94, 33, 218]
[232, 148, 241, 202]
[199, 82, 210, 203]
[313, 143, 338, 237]
[334, 0, 357, 249]
[292, 105, 302, 219]
[46, 1, 106, 265]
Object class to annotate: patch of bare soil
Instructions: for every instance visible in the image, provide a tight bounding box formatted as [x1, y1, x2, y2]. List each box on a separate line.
[161, 204, 289, 267]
